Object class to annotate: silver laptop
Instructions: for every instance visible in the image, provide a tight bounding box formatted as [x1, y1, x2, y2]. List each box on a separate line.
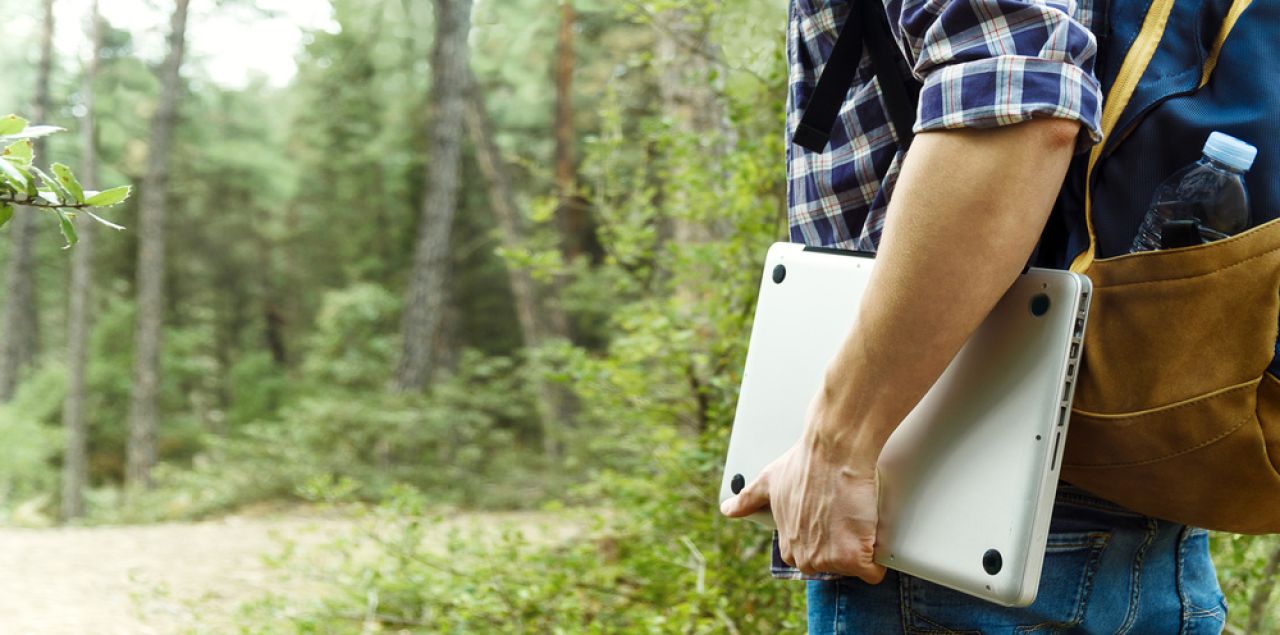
[720, 242, 1091, 607]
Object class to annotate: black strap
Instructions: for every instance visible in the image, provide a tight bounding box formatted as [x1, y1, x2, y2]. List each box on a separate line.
[792, 9, 867, 152]
[794, 0, 920, 153]
[861, 0, 919, 148]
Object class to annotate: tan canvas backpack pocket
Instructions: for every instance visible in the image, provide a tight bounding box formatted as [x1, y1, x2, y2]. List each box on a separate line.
[1063, 219, 1280, 533]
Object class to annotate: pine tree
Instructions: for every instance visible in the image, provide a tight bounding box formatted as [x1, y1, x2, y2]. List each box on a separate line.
[127, 0, 190, 490]
[395, 0, 475, 392]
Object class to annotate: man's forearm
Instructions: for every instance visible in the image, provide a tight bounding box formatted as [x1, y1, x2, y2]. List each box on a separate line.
[808, 118, 1081, 464]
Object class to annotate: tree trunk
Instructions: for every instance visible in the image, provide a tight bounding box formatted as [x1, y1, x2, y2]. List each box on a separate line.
[465, 78, 575, 457]
[655, 8, 709, 248]
[553, 0, 594, 263]
[262, 297, 288, 366]
[652, 8, 736, 246]
[1247, 539, 1280, 633]
[61, 0, 102, 522]
[0, 0, 54, 401]
[394, 0, 473, 392]
[126, 0, 189, 491]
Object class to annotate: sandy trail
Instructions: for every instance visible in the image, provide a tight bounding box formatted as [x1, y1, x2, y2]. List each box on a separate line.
[0, 513, 351, 634]
[0, 509, 572, 635]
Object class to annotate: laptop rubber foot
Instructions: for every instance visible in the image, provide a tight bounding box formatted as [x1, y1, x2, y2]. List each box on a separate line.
[983, 549, 1003, 575]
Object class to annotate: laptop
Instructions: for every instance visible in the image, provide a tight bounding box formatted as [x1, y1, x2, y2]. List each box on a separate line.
[719, 242, 1092, 607]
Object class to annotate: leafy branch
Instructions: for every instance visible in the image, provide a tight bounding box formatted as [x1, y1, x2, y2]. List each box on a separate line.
[0, 114, 131, 248]
[617, 0, 772, 85]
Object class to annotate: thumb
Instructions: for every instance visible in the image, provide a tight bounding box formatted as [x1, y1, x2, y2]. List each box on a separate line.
[721, 471, 771, 518]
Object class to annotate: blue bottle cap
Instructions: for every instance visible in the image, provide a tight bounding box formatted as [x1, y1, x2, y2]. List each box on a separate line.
[1203, 131, 1258, 173]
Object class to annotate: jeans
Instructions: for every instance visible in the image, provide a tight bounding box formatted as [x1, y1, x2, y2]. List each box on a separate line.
[807, 482, 1228, 634]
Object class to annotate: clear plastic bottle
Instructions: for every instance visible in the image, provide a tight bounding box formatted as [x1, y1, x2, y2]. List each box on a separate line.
[1130, 132, 1258, 252]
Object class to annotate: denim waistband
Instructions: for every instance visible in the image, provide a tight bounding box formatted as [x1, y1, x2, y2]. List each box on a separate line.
[1055, 480, 1146, 518]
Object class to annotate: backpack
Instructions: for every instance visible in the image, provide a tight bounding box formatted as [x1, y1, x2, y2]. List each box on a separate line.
[1054, 0, 1280, 534]
[798, 0, 1280, 533]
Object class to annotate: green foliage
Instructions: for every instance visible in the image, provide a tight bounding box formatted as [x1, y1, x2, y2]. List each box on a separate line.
[0, 115, 130, 245]
[300, 283, 402, 390]
[239, 477, 803, 634]
[1213, 533, 1280, 631]
[226, 351, 290, 426]
[99, 282, 544, 521]
[0, 363, 66, 523]
[86, 186, 131, 207]
[73, 296, 234, 494]
[50, 163, 85, 203]
[116, 347, 544, 522]
[0, 114, 28, 136]
[216, 2, 803, 628]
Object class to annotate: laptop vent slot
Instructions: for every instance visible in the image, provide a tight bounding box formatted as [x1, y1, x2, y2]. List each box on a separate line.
[1059, 291, 1089, 429]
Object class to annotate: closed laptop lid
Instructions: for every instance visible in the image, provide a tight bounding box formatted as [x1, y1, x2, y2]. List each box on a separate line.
[720, 242, 1091, 606]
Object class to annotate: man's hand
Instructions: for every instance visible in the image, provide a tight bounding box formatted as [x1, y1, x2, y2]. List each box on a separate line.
[720, 393, 887, 584]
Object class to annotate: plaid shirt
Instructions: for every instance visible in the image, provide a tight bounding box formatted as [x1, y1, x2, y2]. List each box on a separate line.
[786, 0, 1104, 251]
[775, 0, 1104, 580]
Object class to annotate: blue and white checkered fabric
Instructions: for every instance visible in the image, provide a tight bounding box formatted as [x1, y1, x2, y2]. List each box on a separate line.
[774, 0, 1104, 581]
[785, 0, 1104, 252]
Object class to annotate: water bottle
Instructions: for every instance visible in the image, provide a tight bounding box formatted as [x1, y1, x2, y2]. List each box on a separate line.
[1130, 132, 1258, 252]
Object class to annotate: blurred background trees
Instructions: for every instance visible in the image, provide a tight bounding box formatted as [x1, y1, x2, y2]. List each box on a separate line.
[0, 0, 1275, 632]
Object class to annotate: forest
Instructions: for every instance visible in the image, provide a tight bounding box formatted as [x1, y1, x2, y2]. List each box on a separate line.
[0, 0, 1276, 632]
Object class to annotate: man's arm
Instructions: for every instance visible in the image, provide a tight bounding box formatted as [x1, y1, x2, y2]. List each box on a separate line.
[721, 117, 1081, 582]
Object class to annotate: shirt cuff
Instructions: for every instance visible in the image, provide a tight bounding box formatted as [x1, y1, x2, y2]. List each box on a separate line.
[914, 56, 1104, 153]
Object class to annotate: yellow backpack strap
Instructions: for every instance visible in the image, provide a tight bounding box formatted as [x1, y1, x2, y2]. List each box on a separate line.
[1069, 0, 1178, 274]
[1200, 0, 1254, 87]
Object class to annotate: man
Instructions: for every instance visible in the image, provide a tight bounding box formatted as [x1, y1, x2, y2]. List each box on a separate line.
[720, 0, 1229, 631]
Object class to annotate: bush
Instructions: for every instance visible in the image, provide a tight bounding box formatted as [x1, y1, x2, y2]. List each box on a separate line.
[1213, 533, 1280, 632]
[300, 282, 401, 391]
[0, 362, 65, 523]
[114, 344, 554, 522]
[237, 442, 806, 633]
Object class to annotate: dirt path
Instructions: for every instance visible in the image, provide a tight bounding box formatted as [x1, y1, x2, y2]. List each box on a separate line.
[0, 509, 574, 634]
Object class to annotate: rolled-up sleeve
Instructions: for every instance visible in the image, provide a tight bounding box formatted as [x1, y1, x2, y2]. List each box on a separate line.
[887, 0, 1103, 147]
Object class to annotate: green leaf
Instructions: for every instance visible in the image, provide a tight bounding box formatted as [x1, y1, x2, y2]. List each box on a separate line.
[7, 125, 60, 138]
[30, 166, 73, 204]
[0, 125, 65, 144]
[86, 210, 125, 231]
[0, 157, 29, 191]
[16, 164, 36, 197]
[0, 205, 11, 229]
[51, 163, 85, 204]
[0, 115, 28, 136]
[55, 209, 77, 248]
[85, 186, 132, 207]
[3, 140, 32, 165]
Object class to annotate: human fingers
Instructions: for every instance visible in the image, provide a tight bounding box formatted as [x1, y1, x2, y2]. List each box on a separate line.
[825, 535, 888, 585]
[855, 561, 889, 585]
[778, 532, 795, 567]
[719, 468, 772, 518]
